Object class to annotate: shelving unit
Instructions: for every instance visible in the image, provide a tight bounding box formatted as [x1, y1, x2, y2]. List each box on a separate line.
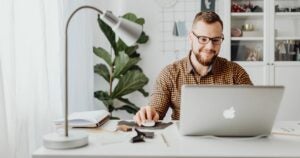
[224, 0, 300, 120]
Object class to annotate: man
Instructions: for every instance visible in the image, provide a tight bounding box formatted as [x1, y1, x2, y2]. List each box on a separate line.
[134, 11, 252, 126]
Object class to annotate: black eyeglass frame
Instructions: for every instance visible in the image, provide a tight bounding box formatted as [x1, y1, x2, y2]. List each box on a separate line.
[192, 31, 224, 45]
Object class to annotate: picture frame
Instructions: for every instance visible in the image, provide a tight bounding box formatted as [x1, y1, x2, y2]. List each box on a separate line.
[201, 0, 215, 11]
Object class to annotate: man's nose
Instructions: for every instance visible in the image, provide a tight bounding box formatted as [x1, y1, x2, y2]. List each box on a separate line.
[204, 40, 214, 49]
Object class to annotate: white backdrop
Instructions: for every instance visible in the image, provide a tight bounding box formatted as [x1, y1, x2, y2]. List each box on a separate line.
[0, 0, 64, 158]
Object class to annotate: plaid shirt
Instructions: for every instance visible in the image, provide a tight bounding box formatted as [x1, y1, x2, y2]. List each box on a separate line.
[149, 52, 253, 120]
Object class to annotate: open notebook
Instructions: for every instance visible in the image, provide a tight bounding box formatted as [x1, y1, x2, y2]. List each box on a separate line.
[54, 110, 110, 128]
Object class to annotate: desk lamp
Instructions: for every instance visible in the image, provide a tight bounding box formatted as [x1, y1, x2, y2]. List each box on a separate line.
[43, 5, 142, 149]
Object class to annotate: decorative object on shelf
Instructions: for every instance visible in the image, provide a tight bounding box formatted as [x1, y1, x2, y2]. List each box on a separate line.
[291, 7, 300, 12]
[241, 24, 261, 37]
[242, 24, 255, 31]
[231, 27, 242, 37]
[231, 2, 246, 12]
[275, 5, 300, 12]
[296, 41, 300, 61]
[201, 0, 216, 11]
[297, 47, 300, 61]
[173, 21, 187, 37]
[94, 12, 149, 119]
[43, 5, 144, 150]
[275, 5, 290, 12]
[231, 0, 262, 13]
[276, 41, 287, 61]
[246, 48, 260, 61]
[251, 5, 263, 12]
[287, 40, 297, 61]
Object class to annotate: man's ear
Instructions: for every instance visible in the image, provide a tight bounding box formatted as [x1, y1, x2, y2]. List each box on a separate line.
[188, 31, 193, 43]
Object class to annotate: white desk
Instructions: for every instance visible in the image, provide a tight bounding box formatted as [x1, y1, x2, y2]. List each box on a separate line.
[33, 121, 300, 158]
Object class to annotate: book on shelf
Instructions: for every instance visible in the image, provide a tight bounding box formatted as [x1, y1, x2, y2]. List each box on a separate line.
[54, 110, 110, 128]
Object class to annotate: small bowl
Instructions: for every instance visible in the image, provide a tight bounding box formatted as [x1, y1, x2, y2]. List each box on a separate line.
[231, 28, 242, 37]
[242, 24, 255, 31]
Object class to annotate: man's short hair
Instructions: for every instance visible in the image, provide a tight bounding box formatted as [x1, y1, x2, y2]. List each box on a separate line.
[192, 11, 223, 29]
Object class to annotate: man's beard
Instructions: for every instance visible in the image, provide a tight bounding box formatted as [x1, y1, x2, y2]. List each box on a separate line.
[192, 49, 218, 66]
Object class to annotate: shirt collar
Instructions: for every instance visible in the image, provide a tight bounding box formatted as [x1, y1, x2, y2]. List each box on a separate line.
[186, 51, 217, 76]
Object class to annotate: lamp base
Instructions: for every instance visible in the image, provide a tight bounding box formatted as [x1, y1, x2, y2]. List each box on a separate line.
[43, 131, 88, 149]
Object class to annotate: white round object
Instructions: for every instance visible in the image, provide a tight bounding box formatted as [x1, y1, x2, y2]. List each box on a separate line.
[142, 120, 156, 127]
[155, 0, 177, 8]
[43, 131, 88, 149]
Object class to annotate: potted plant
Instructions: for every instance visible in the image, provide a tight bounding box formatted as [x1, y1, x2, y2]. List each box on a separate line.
[94, 12, 149, 119]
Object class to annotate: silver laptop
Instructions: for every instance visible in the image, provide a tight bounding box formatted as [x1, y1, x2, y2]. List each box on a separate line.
[179, 85, 284, 137]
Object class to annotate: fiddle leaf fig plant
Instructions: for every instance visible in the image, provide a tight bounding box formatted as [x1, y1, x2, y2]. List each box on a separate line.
[94, 12, 149, 119]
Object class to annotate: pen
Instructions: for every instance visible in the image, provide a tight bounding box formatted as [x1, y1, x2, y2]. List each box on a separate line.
[161, 133, 169, 147]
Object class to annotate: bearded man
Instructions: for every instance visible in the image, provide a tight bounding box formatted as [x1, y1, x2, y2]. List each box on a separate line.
[134, 11, 253, 126]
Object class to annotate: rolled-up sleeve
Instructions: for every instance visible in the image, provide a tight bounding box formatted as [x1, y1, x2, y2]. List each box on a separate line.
[149, 66, 172, 120]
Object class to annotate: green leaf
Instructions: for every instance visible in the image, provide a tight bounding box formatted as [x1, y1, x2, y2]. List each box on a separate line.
[137, 31, 149, 44]
[94, 91, 114, 112]
[135, 18, 145, 25]
[125, 45, 139, 57]
[138, 88, 149, 97]
[117, 39, 139, 57]
[122, 13, 138, 22]
[128, 65, 143, 72]
[94, 90, 109, 100]
[118, 97, 135, 105]
[122, 13, 145, 25]
[97, 15, 118, 55]
[94, 64, 110, 82]
[110, 116, 120, 120]
[117, 98, 141, 113]
[112, 71, 149, 98]
[93, 47, 112, 66]
[114, 51, 141, 78]
[127, 51, 140, 58]
[115, 105, 139, 114]
[116, 39, 127, 52]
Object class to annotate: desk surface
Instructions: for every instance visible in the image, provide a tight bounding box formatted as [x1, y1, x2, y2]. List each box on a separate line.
[33, 121, 300, 158]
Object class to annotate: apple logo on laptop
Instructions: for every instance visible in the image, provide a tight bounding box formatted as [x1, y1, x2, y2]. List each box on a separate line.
[223, 106, 235, 119]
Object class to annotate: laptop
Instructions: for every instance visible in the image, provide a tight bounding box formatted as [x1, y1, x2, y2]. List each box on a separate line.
[179, 85, 284, 137]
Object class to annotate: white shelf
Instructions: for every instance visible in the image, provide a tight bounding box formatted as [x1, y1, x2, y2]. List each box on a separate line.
[274, 61, 300, 66]
[231, 12, 264, 16]
[275, 37, 300, 40]
[236, 61, 300, 66]
[275, 12, 300, 16]
[231, 37, 264, 41]
[236, 61, 265, 66]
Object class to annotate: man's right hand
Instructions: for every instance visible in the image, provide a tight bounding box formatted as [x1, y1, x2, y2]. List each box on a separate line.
[133, 106, 159, 126]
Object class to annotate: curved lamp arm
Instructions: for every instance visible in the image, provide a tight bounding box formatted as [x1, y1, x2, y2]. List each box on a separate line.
[64, 5, 103, 137]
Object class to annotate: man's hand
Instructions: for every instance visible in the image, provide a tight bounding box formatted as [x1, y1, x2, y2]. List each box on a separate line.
[133, 106, 159, 126]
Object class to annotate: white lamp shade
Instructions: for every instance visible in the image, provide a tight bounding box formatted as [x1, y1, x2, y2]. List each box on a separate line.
[100, 11, 143, 46]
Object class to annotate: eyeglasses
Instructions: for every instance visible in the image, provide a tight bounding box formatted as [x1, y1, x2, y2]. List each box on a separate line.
[192, 31, 224, 45]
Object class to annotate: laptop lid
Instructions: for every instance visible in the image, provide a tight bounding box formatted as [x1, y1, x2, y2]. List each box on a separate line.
[179, 85, 284, 136]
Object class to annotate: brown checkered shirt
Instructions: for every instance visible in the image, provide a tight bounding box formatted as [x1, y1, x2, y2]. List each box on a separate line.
[149, 52, 253, 120]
